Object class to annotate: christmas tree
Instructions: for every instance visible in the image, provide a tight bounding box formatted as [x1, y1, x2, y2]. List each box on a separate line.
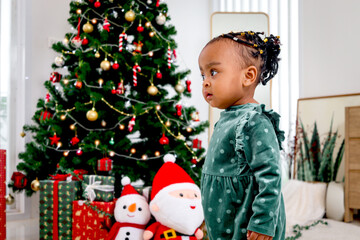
[9, 0, 207, 196]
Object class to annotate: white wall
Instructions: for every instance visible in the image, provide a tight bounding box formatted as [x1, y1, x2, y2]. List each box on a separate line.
[300, 0, 360, 98]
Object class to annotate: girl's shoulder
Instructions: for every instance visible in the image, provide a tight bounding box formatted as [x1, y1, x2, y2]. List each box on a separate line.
[236, 104, 285, 150]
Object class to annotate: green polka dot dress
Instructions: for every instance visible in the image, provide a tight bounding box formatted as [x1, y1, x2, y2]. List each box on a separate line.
[201, 103, 286, 240]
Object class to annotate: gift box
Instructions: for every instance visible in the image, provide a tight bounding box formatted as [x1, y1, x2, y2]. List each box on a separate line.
[83, 175, 115, 202]
[192, 138, 202, 149]
[0, 150, 6, 240]
[97, 158, 112, 172]
[39, 178, 82, 240]
[72, 200, 115, 240]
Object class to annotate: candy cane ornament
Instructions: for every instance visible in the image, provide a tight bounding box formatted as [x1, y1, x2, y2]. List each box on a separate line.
[133, 63, 141, 86]
[128, 116, 136, 132]
[119, 31, 128, 52]
[167, 45, 171, 69]
[45, 93, 51, 103]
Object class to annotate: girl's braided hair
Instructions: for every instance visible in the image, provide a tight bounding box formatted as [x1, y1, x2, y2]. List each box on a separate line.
[211, 31, 281, 85]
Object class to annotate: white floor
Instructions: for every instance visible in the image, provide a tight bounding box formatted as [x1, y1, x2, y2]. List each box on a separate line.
[6, 217, 360, 240]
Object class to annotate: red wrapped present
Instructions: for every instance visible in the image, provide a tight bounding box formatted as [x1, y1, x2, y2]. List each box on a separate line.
[72, 200, 115, 240]
[50, 72, 62, 83]
[97, 158, 112, 171]
[192, 138, 202, 149]
[11, 171, 28, 189]
[39, 110, 53, 121]
[0, 150, 6, 239]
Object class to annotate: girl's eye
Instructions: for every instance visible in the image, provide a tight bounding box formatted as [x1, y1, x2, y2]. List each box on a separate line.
[210, 70, 218, 76]
[200, 74, 205, 81]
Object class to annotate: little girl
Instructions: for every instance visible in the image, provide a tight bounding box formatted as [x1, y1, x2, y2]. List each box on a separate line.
[199, 31, 285, 240]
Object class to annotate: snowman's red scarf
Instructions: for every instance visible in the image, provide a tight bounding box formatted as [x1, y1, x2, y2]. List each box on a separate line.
[106, 222, 147, 240]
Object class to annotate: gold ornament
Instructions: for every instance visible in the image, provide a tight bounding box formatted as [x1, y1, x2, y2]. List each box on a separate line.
[156, 13, 166, 25]
[154, 151, 160, 157]
[175, 82, 185, 93]
[149, 31, 155, 37]
[125, 10, 136, 22]
[176, 134, 185, 140]
[20, 131, 26, 138]
[5, 194, 15, 205]
[31, 178, 40, 191]
[130, 148, 136, 154]
[76, 9, 82, 15]
[83, 22, 94, 33]
[70, 124, 76, 130]
[95, 51, 100, 58]
[86, 108, 98, 121]
[100, 59, 111, 71]
[119, 124, 125, 130]
[94, 139, 100, 146]
[60, 114, 66, 121]
[147, 84, 159, 96]
[101, 120, 107, 127]
[145, 21, 151, 28]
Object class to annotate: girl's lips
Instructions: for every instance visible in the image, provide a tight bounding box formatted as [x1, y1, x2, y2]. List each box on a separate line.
[206, 93, 213, 100]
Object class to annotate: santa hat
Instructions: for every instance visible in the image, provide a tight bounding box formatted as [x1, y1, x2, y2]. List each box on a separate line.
[120, 176, 141, 198]
[150, 154, 199, 201]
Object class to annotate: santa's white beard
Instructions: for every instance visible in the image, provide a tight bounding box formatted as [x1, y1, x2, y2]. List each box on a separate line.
[150, 194, 204, 235]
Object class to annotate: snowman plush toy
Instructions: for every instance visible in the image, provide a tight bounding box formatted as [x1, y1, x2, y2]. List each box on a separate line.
[106, 177, 151, 240]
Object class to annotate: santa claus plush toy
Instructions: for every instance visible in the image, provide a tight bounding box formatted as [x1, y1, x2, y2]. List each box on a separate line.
[106, 177, 151, 240]
[143, 154, 204, 240]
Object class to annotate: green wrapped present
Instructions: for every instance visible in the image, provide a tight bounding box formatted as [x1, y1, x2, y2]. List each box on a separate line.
[82, 175, 115, 202]
[39, 178, 81, 240]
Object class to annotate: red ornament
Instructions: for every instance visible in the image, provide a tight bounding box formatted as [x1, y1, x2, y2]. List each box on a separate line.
[75, 80, 83, 89]
[82, 37, 89, 45]
[137, 24, 144, 32]
[159, 133, 169, 145]
[49, 133, 61, 145]
[71, 136, 80, 146]
[97, 157, 112, 171]
[156, 0, 160, 7]
[112, 62, 119, 70]
[94, 0, 101, 8]
[192, 138, 202, 149]
[191, 158, 198, 165]
[76, 148, 83, 156]
[11, 172, 28, 189]
[45, 93, 50, 103]
[111, 88, 117, 94]
[175, 104, 182, 116]
[186, 79, 191, 92]
[50, 72, 62, 83]
[103, 18, 110, 32]
[40, 110, 53, 121]
[156, 71, 162, 79]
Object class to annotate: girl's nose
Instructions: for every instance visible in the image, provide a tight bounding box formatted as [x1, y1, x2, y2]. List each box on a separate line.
[203, 78, 210, 87]
[128, 203, 136, 212]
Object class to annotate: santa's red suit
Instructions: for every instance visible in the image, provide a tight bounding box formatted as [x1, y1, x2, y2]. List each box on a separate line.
[106, 222, 147, 240]
[146, 222, 200, 240]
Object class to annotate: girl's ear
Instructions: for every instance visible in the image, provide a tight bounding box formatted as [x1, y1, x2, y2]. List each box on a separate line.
[243, 66, 258, 87]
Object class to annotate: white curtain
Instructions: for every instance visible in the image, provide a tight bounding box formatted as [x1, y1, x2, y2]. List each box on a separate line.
[211, 0, 299, 156]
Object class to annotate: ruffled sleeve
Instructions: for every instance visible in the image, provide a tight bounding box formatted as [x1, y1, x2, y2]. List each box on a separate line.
[260, 104, 285, 150]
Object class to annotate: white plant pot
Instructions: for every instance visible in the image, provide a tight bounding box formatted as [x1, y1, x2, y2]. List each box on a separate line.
[326, 181, 345, 221]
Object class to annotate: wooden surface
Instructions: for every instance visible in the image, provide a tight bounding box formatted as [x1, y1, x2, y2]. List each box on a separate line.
[345, 106, 360, 222]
